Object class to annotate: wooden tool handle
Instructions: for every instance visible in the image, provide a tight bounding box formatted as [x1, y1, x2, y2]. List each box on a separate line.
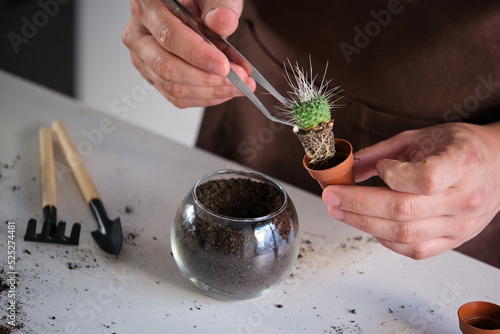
[39, 127, 57, 208]
[52, 120, 99, 203]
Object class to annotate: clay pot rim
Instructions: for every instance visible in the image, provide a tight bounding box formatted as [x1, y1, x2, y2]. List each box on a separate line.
[458, 301, 500, 333]
[303, 138, 353, 173]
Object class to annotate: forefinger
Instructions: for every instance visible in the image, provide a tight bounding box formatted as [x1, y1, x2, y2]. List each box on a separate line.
[140, 0, 230, 77]
[323, 185, 451, 222]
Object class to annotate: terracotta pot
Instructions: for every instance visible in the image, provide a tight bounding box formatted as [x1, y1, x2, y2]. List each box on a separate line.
[303, 138, 354, 189]
[458, 301, 500, 334]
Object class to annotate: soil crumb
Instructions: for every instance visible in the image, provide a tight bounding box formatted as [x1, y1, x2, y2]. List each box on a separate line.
[67, 263, 78, 270]
[0, 277, 9, 293]
[0, 325, 12, 334]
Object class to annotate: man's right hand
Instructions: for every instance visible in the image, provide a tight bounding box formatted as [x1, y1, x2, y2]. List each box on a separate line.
[122, 0, 255, 108]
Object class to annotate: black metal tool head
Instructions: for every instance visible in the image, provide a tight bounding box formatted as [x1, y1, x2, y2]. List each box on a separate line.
[89, 199, 123, 256]
[91, 217, 122, 256]
[24, 206, 81, 245]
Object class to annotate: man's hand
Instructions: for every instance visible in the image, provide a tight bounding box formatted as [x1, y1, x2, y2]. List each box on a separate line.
[323, 122, 500, 260]
[122, 0, 255, 108]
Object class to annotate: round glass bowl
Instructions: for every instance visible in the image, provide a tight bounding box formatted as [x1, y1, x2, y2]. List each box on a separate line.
[171, 169, 300, 300]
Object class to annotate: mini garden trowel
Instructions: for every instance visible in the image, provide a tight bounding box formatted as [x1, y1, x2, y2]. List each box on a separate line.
[52, 120, 123, 256]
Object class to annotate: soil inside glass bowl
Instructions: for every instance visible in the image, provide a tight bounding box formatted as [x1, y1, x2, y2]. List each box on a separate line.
[176, 177, 299, 298]
[196, 178, 284, 218]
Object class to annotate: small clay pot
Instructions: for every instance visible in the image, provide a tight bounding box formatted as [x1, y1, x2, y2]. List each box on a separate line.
[303, 138, 354, 189]
[458, 301, 500, 334]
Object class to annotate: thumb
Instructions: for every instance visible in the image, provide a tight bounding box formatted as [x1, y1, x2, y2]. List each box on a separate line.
[199, 0, 243, 37]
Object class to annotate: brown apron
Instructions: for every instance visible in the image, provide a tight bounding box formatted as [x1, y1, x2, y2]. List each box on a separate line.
[197, 0, 500, 267]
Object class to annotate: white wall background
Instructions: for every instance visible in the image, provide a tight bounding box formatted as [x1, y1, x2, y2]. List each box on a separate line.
[75, 0, 203, 147]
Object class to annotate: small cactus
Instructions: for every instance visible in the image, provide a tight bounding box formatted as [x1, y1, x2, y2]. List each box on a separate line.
[282, 60, 343, 164]
[292, 93, 331, 130]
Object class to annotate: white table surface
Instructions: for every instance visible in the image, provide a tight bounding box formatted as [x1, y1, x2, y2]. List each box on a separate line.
[0, 70, 499, 334]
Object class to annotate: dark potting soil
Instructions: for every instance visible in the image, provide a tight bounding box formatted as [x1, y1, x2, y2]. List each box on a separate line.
[195, 178, 284, 218]
[309, 153, 348, 170]
[177, 178, 299, 296]
[0, 325, 12, 334]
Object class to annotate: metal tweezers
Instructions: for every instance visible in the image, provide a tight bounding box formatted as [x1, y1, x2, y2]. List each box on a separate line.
[161, 0, 295, 127]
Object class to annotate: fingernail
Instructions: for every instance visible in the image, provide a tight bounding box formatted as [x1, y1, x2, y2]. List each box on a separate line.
[209, 61, 227, 77]
[323, 191, 340, 206]
[203, 8, 217, 23]
[328, 207, 344, 221]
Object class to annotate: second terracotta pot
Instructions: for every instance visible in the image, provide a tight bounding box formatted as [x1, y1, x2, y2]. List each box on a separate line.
[458, 301, 500, 334]
[303, 138, 354, 189]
